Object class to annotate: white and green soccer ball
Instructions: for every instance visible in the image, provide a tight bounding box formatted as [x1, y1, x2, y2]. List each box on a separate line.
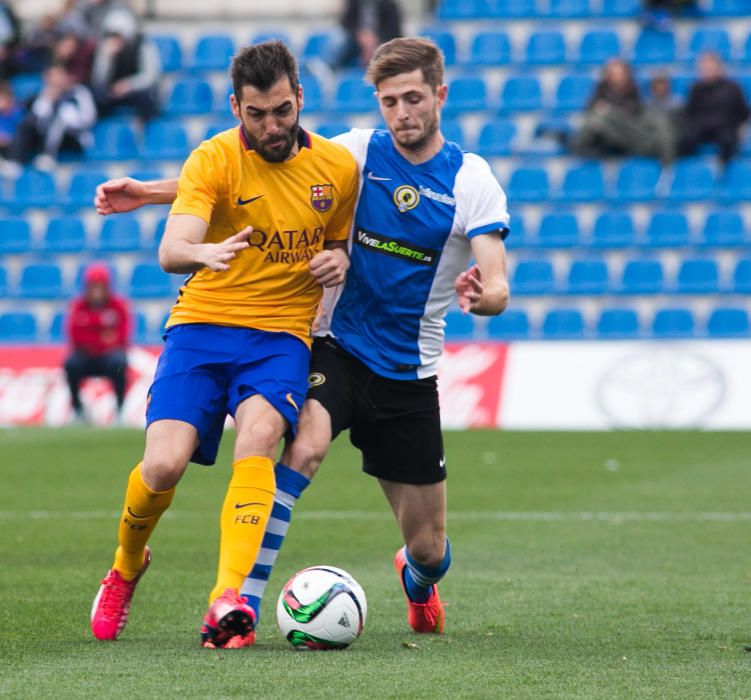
[276, 565, 367, 650]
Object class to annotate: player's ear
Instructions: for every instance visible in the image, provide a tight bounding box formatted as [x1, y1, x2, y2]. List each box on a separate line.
[296, 83, 304, 112]
[230, 92, 240, 120]
[436, 83, 448, 109]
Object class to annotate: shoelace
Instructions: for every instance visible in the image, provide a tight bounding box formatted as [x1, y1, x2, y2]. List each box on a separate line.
[100, 575, 131, 616]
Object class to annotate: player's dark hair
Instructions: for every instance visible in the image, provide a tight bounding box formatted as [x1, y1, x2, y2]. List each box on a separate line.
[231, 40, 299, 100]
[366, 37, 444, 92]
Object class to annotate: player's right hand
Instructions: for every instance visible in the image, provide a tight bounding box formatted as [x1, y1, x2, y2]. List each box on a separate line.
[199, 227, 252, 272]
[94, 177, 149, 215]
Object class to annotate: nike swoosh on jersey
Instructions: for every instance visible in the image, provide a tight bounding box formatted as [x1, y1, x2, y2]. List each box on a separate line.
[234, 502, 265, 509]
[367, 172, 391, 181]
[236, 194, 265, 205]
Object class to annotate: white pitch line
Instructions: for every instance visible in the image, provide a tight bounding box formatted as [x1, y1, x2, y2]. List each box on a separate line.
[1, 510, 751, 522]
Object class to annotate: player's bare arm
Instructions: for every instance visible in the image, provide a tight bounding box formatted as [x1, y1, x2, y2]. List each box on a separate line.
[94, 177, 179, 215]
[455, 234, 509, 315]
[309, 240, 350, 288]
[159, 214, 251, 274]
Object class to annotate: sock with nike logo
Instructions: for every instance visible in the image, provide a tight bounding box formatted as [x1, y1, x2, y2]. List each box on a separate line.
[240, 463, 310, 621]
[113, 463, 175, 580]
[209, 456, 275, 604]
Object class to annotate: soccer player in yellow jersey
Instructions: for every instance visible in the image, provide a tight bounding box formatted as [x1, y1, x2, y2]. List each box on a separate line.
[90, 41, 359, 648]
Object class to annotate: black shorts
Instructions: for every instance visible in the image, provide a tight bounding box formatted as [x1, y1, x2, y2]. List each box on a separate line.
[307, 337, 446, 485]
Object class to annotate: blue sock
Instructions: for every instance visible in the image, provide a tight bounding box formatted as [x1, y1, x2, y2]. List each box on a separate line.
[240, 463, 310, 622]
[402, 538, 452, 604]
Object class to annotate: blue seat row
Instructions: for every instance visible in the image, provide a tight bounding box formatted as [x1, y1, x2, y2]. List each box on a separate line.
[0, 262, 183, 300]
[510, 257, 751, 296]
[509, 207, 749, 250]
[444, 305, 751, 341]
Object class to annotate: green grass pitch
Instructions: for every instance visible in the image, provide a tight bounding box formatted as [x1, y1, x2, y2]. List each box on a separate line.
[1, 428, 750, 699]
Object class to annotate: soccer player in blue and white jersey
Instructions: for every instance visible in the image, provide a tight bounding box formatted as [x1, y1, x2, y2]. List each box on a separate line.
[94, 36, 509, 637]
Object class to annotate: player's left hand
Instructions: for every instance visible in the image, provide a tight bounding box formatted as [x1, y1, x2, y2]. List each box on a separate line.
[310, 248, 349, 288]
[454, 264, 483, 313]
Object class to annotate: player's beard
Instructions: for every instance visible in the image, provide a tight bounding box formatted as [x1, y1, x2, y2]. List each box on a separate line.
[243, 115, 300, 163]
[393, 111, 440, 154]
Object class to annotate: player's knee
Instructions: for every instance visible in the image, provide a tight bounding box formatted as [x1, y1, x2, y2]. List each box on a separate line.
[141, 454, 187, 490]
[286, 437, 328, 479]
[234, 419, 284, 461]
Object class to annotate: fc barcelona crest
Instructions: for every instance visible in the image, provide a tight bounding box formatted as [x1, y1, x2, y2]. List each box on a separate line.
[310, 184, 333, 212]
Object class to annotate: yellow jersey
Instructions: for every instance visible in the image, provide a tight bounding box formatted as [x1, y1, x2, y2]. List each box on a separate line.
[166, 126, 359, 346]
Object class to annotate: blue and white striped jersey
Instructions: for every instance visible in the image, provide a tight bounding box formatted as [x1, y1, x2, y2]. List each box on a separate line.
[316, 128, 509, 380]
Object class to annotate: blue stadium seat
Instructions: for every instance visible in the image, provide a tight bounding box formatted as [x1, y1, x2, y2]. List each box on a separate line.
[132, 312, 150, 344]
[706, 307, 749, 338]
[419, 29, 456, 65]
[444, 310, 475, 340]
[48, 311, 65, 342]
[334, 77, 375, 113]
[141, 120, 190, 160]
[507, 167, 549, 202]
[504, 214, 528, 248]
[204, 119, 238, 140]
[10, 73, 43, 102]
[18, 263, 64, 299]
[42, 217, 87, 253]
[65, 169, 108, 209]
[620, 259, 664, 294]
[666, 159, 716, 202]
[192, 33, 235, 71]
[300, 75, 323, 113]
[129, 263, 173, 298]
[601, 0, 639, 16]
[536, 212, 581, 248]
[542, 308, 585, 339]
[652, 308, 695, 338]
[700, 209, 745, 247]
[686, 28, 731, 61]
[444, 76, 488, 116]
[596, 308, 640, 339]
[467, 31, 511, 66]
[554, 75, 594, 113]
[315, 122, 351, 139]
[0, 218, 31, 254]
[577, 30, 620, 65]
[0, 266, 7, 296]
[632, 30, 676, 64]
[719, 159, 751, 202]
[492, 0, 536, 18]
[487, 309, 530, 340]
[512, 259, 555, 295]
[250, 30, 292, 46]
[731, 258, 751, 294]
[0, 312, 38, 342]
[302, 32, 334, 60]
[86, 121, 138, 161]
[565, 259, 609, 294]
[591, 211, 636, 248]
[709, 0, 747, 13]
[500, 76, 543, 112]
[644, 209, 691, 247]
[438, 0, 492, 19]
[614, 158, 662, 202]
[558, 161, 604, 201]
[475, 119, 516, 156]
[12, 169, 56, 210]
[98, 217, 142, 252]
[526, 31, 566, 65]
[441, 120, 465, 146]
[151, 34, 182, 72]
[675, 258, 720, 294]
[547, 0, 591, 17]
[167, 78, 214, 116]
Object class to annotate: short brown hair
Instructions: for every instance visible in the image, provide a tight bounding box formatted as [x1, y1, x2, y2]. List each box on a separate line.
[366, 37, 444, 91]
[231, 40, 298, 101]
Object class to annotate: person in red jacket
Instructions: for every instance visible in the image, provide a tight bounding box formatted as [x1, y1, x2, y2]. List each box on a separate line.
[64, 262, 131, 422]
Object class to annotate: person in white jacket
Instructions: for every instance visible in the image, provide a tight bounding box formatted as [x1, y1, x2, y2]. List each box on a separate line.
[4, 61, 96, 171]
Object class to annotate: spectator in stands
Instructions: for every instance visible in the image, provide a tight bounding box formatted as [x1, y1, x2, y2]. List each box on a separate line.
[0, 80, 21, 157]
[335, 0, 403, 68]
[678, 52, 749, 165]
[0, 1, 20, 79]
[64, 263, 131, 424]
[90, 7, 160, 121]
[644, 73, 682, 162]
[2, 61, 96, 172]
[641, 0, 697, 31]
[52, 29, 97, 84]
[569, 58, 672, 161]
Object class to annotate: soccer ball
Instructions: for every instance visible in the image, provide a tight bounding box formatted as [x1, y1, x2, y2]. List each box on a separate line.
[276, 565, 367, 650]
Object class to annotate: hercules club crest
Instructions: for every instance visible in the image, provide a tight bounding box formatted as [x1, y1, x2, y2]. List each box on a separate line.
[310, 184, 333, 212]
